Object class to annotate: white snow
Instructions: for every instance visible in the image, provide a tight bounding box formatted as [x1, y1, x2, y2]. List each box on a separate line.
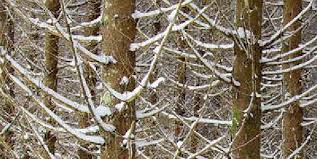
[6, 55, 90, 113]
[153, 46, 160, 54]
[131, 0, 193, 19]
[148, 77, 165, 89]
[95, 105, 112, 117]
[10, 74, 105, 144]
[237, 27, 251, 39]
[135, 139, 164, 148]
[260, 1, 314, 47]
[177, 141, 183, 148]
[263, 83, 317, 111]
[136, 104, 169, 119]
[115, 102, 125, 112]
[168, 9, 177, 22]
[71, 15, 102, 31]
[120, 76, 129, 86]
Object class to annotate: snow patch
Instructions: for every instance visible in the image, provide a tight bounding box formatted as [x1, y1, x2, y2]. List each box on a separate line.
[129, 43, 139, 51]
[148, 77, 165, 89]
[153, 46, 160, 54]
[168, 9, 177, 22]
[131, 10, 143, 19]
[237, 27, 251, 39]
[177, 141, 183, 148]
[115, 102, 125, 112]
[23, 133, 30, 140]
[95, 105, 112, 117]
[120, 76, 129, 86]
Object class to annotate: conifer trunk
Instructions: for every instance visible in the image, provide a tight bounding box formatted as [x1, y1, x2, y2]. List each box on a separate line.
[231, 0, 263, 158]
[282, 0, 304, 158]
[101, 0, 137, 158]
[43, 0, 60, 154]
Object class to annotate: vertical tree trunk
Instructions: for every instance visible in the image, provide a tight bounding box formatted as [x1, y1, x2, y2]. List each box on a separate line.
[231, 0, 263, 158]
[101, 0, 137, 158]
[282, 0, 304, 158]
[78, 1, 100, 158]
[43, 0, 60, 154]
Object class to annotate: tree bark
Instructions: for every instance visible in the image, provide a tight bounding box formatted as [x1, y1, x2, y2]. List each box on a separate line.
[101, 0, 137, 158]
[231, 0, 263, 158]
[282, 0, 304, 158]
[43, 0, 60, 154]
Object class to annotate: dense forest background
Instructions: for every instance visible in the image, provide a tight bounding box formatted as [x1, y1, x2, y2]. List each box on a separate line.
[0, 0, 317, 158]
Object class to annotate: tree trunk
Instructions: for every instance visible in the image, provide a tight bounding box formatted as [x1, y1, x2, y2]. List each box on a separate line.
[43, 0, 60, 155]
[101, 0, 137, 158]
[231, 0, 263, 158]
[282, 0, 304, 158]
[78, 1, 100, 158]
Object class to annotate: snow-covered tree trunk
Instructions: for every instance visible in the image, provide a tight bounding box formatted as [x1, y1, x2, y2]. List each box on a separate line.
[101, 0, 137, 158]
[282, 0, 304, 158]
[231, 0, 263, 158]
[43, 0, 60, 155]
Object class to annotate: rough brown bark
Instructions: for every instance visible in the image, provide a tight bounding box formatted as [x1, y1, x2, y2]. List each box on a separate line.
[101, 0, 137, 158]
[282, 0, 304, 158]
[231, 0, 263, 158]
[43, 0, 60, 154]
[78, 1, 100, 158]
